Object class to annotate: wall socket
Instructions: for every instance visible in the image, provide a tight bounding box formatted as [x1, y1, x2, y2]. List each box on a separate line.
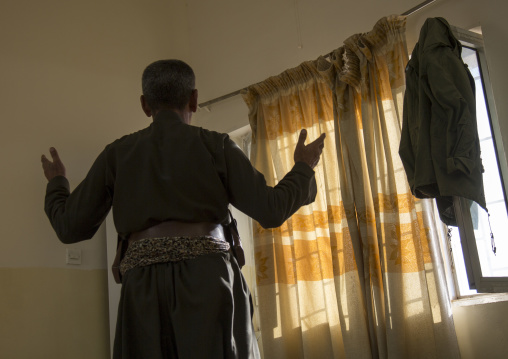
[66, 248, 82, 265]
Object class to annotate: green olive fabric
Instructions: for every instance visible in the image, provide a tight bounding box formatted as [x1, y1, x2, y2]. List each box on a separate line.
[45, 110, 317, 242]
[44, 109, 317, 358]
[113, 252, 259, 359]
[399, 17, 486, 225]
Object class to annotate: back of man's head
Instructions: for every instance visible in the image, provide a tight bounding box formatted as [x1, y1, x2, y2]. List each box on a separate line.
[142, 59, 195, 111]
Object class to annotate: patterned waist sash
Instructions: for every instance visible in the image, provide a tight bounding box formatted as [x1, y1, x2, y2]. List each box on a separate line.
[120, 236, 230, 275]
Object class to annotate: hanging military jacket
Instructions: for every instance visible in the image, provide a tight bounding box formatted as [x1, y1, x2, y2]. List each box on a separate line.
[399, 17, 486, 226]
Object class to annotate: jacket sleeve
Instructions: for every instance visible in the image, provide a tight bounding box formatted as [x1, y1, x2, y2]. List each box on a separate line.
[424, 45, 479, 175]
[399, 81, 416, 190]
[222, 136, 317, 229]
[44, 149, 113, 243]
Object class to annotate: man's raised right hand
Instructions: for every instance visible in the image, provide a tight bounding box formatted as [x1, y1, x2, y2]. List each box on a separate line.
[293, 129, 326, 169]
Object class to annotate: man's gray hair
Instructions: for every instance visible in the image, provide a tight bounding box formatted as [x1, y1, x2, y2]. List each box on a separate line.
[142, 59, 195, 111]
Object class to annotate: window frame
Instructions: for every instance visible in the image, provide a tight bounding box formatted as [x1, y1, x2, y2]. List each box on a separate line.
[449, 26, 508, 294]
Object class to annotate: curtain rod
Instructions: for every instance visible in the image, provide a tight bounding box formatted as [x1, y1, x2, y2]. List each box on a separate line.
[198, 0, 437, 109]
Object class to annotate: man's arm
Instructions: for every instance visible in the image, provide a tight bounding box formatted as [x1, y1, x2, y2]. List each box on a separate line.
[41, 147, 112, 243]
[224, 130, 325, 228]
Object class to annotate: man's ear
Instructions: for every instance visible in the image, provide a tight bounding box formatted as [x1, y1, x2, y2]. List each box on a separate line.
[189, 89, 198, 113]
[140, 95, 152, 117]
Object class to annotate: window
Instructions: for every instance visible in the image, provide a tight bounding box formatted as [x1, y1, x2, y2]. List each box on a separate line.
[445, 26, 508, 296]
[228, 126, 263, 348]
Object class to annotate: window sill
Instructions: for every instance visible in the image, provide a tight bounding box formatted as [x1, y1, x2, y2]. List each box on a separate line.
[451, 292, 508, 308]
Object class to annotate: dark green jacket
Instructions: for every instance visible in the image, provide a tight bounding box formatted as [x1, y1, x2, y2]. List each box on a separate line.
[399, 17, 486, 225]
[45, 110, 317, 243]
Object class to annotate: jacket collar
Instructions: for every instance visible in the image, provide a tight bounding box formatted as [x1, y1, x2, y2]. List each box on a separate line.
[418, 17, 462, 58]
[407, 17, 462, 74]
[153, 109, 186, 125]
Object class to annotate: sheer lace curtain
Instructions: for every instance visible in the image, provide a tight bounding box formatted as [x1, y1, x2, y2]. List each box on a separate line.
[242, 16, 460, 359]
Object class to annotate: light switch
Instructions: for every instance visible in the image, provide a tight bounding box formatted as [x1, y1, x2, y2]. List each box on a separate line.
[66, 248, 82, 265]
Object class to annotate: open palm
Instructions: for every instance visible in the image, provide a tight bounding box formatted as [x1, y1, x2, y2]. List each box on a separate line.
[41, 147, 66, 181]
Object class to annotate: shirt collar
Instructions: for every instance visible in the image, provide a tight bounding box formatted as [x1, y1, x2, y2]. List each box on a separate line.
[153, 109, 185, 125]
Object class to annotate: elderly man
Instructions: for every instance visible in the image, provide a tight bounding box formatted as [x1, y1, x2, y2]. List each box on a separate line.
[42, 59, 325, 358]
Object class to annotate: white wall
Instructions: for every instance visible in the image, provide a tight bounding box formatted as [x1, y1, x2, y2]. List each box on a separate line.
[1, 0, 508, 358]
[188, 1, 508, 358]
[191, 0, 417, 133]
[0, 0, 191, 269]
[0, 1, 191, 357]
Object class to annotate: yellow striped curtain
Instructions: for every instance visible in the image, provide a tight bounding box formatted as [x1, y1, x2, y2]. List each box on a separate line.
[242, 16, 461, 359]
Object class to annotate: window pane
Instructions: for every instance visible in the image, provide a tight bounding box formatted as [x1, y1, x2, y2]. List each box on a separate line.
[459, 47, 508, 281]
[481, 140, 505, 203]
[475, 201, 508, 277]
[449, 226, 477, 295]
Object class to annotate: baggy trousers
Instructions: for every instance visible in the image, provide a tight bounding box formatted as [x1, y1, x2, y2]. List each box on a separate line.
[113, 251, 260, 359]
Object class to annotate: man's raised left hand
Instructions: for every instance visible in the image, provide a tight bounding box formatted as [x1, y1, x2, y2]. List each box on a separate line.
[41, 147, 66, 181]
